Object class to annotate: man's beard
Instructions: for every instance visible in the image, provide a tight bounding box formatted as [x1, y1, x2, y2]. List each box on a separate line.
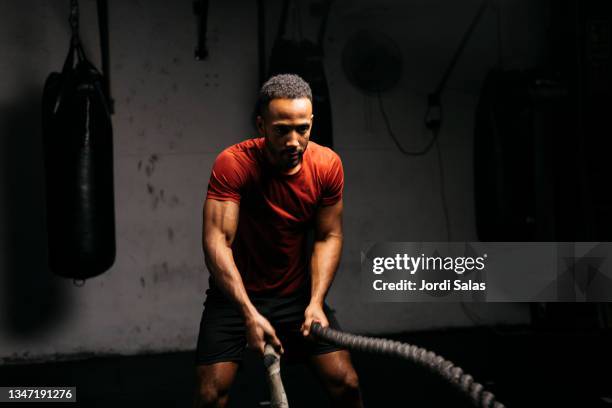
[264, 138, 304, 170]
[281, 149, 302, 169]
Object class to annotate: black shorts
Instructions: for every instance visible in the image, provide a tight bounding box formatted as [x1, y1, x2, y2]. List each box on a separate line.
[195, 285, 344, 365]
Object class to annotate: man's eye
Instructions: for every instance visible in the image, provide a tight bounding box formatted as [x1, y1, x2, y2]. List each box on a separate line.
[275, 127, 289, 135]
[297, 126, 309, 134]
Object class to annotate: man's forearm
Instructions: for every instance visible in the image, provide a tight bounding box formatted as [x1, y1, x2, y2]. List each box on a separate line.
[204, 241, 257, 318]
[309, 234, 343, 306]
[204, 237, 284, 355]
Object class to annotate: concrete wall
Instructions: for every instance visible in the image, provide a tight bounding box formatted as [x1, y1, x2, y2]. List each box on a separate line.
[0, 0, 546, 362]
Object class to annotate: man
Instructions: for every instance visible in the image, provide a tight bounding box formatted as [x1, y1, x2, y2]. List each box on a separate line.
[194, 74, 363, 408]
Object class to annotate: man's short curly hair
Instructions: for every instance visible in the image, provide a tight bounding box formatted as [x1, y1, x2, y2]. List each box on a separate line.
[256, 73, 312, 116]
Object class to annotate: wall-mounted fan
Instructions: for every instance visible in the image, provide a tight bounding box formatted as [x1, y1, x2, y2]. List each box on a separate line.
[342, 30, 403, 93]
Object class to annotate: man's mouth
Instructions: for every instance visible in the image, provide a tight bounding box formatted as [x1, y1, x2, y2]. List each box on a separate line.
[284, 150, 300, 159]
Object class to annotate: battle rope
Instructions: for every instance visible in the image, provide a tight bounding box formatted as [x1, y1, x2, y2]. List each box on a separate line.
[310, 322, 506, 408]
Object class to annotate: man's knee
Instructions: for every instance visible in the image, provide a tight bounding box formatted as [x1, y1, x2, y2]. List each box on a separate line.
[346, 370, 360, 390]
[193, 363, 237, 408]
[194, 384, 229, 408]
[327, 368, 361, 400]
[338, 370, 360, 395]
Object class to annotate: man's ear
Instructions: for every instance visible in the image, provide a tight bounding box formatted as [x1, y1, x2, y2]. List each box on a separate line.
[256, 115, 265, 136]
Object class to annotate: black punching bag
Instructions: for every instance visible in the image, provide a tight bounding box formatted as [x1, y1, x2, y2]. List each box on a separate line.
[267, 0, 334, 148]
[42, 37, 116, 280]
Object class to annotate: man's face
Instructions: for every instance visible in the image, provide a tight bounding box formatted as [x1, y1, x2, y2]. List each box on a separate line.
[257, 98, 313, 173]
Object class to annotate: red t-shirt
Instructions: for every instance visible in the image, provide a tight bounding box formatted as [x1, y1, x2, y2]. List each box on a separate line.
[206, 137, 344, 296]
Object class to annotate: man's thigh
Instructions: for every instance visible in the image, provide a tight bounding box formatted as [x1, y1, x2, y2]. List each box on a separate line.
[308, 349, 359, 386]
[196, 293, 247, 365]
[196, 287, 344, 364]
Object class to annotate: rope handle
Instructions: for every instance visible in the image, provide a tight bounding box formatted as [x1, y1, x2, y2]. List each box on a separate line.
[263, 344, 289, 408]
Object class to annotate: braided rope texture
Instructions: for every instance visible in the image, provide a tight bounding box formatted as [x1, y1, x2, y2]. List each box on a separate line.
[310, 323, 505, 408]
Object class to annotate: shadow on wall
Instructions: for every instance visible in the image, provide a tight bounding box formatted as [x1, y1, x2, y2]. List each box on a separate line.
[0, 88, 72, 341]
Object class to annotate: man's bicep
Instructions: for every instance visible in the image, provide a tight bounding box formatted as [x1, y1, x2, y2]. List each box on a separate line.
[315, 199, 343, 240]
[203, 198, 240, 247]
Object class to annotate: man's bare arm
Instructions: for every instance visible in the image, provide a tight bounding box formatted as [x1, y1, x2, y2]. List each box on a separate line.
[301, 199, 343, 336]
[203, 198, 283, 353]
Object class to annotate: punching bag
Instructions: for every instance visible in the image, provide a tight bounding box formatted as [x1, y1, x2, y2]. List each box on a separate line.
[474, 69, 568, 241]
[268, 0, 334, 148]
[42, 20, 115, 280]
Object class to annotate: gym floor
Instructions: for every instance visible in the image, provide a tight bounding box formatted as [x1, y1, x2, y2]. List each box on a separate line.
[1, 326, 610, 407]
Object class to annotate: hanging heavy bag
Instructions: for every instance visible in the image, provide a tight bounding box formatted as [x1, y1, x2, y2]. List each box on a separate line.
[267, 0, 334, 148]
[42, 5, 115, 280]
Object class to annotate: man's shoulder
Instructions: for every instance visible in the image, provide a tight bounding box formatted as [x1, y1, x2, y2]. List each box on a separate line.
[217, 137, 264, 165]
[307, 141, 341, 164]
[223, 137, 264, 156]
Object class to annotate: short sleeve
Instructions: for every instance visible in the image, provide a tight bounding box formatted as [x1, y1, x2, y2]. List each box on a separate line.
[206, 150, 245, 203]
[320, 151, 344, 206]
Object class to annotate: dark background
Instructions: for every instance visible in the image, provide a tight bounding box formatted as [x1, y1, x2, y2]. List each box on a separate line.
[0, 0, 611, 406]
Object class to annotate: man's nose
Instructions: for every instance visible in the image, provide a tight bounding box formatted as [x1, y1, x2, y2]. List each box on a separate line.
[285, 131, 300, 148]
